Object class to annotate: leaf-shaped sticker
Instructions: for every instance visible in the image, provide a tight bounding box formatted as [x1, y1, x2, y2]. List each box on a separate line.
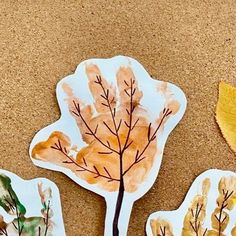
[146, 169, 236, 236]
[30, 56, 187, 236]
[216, 81, 236, 152]
[0, 169, 65, 236]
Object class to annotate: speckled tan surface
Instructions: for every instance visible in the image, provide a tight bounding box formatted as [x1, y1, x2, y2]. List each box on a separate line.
[1, 1, 236, 235]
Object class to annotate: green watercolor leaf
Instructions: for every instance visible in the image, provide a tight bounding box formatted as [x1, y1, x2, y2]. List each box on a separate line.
[0, 174, 26, 215]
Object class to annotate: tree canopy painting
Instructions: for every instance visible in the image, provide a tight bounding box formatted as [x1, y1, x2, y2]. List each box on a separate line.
[146, 169, 236, 236]
[30, 56, 186, 236]
[0, 170, 65, 236]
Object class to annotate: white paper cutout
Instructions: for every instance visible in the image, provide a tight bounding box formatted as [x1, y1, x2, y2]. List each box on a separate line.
[29, 56, 187, 236]
[0, 169, 65, 235]
[146, 169, 236, 236]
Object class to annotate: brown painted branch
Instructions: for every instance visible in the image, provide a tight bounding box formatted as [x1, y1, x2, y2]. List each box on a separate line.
[51, 141, 120, 182]
[203, 229, 207, 236]
[103, 121, 117, 136]
[95, 75, 122, 154]
[38, 226, 41, 236]
[158, 226, 166, 236]
[0, 228, 8, 236]
[122, 108, 171, 176]
[72, 100, 119, 155]
[43, 200, 50, 236]
[122, 78, 136, 152]
[189, 203, 206, 236]
[214, 189, 233, 235]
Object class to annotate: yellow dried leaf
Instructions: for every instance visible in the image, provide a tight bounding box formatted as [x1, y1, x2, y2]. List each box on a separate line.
[216, 81, 236, 153]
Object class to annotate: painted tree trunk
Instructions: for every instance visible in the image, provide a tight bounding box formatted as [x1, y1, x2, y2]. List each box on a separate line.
[105, 191, 133, 236]
[112, 177, 125, 236]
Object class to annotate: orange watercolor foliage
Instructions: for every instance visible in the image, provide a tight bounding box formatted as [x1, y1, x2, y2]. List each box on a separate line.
[32, 64, 179, 193]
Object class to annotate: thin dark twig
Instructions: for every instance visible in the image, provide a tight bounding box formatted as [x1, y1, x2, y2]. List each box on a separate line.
[124, 89, 130, 97]
[116, 119, 122, 132]
[43, 200, 50, 236]
[98, 151, 113, 155]
[38, 226, 41, 236]
[131, 118, 139, 130]
[214, 189, 234, 235]
[157, 226, 166, 236]
[189, 203, 207, 236]
[83, 158, 88, 167]
[103, 121, 117, 136]
[0, 228, 8, 236]
[203, 229, 207, 236]
[12, 222, 17, 230]
[104, 167, 112, 178]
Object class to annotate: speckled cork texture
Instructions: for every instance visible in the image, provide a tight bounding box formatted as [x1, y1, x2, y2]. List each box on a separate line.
[0, 1, 236, 235]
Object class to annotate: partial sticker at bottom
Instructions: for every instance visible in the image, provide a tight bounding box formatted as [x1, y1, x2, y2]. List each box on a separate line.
[0, 169, 65, 236]
[146, 169, 236, 236]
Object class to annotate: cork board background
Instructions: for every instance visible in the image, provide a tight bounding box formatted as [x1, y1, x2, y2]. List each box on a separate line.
[1, 0, 236, 235]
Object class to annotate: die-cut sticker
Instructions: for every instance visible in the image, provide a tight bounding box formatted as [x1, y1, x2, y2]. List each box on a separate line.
[30, 56, 186, 236]
[146, 169, 236, 236]
[0, 169, 65, 236]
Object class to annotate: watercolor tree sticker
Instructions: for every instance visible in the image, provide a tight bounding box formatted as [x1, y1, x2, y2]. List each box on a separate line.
[30, 56, 187, 236]
[0, 169, 65, 236]
[146, 169, 236, 236]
